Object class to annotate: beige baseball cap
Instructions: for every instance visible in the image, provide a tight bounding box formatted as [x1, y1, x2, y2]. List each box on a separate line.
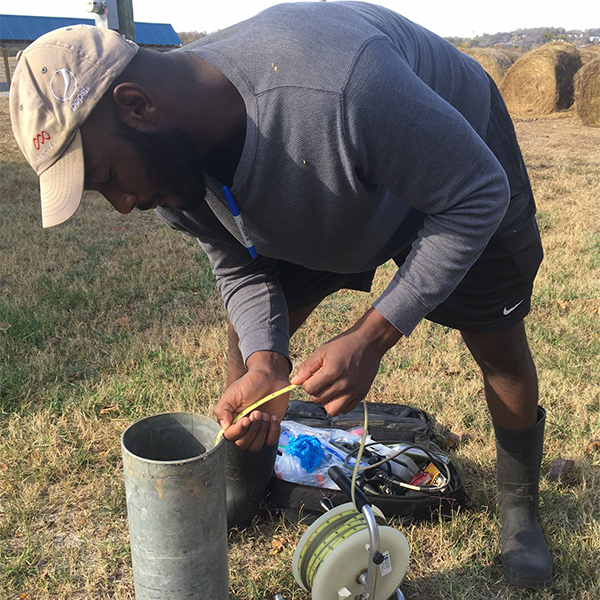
[9, 24, 139, 227]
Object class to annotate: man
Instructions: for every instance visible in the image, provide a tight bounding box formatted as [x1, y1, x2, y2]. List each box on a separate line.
[10, 2, 551, 588]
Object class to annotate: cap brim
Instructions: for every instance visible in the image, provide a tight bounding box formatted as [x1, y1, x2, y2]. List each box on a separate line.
[39, 129, 84, 228]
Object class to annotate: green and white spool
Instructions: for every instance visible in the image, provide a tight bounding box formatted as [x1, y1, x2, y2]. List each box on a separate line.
[292, 503, 410, 600]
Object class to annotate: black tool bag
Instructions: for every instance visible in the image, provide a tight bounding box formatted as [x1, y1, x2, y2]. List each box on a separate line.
[267, 401, 470, 524]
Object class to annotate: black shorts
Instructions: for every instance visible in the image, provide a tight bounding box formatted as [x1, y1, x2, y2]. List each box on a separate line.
[278, 77, 543, 334]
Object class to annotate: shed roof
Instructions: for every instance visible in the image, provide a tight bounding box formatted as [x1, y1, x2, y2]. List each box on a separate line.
[0, 14, 181, 47]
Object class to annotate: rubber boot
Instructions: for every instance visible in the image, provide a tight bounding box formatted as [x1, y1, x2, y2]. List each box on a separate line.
[225, 440, 277, 528]
[493, 406, 553, 588]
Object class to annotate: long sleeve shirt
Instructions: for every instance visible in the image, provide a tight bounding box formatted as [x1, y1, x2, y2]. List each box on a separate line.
[156, 1, 509, 363]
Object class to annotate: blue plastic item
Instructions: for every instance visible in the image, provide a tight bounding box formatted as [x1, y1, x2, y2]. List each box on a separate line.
[286, 435, 325, 473]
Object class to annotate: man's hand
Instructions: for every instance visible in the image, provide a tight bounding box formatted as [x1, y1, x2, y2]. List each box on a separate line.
[291, 308, 402, 416]
[214, 351, 291, 451]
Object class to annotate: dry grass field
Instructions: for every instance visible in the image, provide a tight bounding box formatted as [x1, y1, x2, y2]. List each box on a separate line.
[1, 94, 599, 600]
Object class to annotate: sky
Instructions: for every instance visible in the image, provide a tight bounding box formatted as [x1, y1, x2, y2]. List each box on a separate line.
[0, 0, 598, 39]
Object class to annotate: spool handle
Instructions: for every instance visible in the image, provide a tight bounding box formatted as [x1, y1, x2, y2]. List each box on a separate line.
[328, 466, 371, 512]
[329, 466, 382, 599]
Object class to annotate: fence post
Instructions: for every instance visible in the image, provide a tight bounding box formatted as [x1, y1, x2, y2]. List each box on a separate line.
[2, 47, 11, 87]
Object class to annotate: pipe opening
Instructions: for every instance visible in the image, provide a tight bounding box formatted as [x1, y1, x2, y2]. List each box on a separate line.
[122, 412, 219, 462]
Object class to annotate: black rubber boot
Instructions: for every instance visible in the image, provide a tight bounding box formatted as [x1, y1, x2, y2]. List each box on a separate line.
[225, 440, 277, 529]
[494, 407, 553, 588]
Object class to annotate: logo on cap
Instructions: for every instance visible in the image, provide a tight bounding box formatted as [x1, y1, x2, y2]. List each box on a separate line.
[50, 69, 78, 102]
[33, 130, 51, 150]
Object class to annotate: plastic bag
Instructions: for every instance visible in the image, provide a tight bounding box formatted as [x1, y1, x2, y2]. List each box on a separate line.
[274, 421, 369, 489]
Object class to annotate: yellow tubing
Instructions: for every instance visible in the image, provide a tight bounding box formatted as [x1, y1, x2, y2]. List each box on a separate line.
[215, 383, 298, 445]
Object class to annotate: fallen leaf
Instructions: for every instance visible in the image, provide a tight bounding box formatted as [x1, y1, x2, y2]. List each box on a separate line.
[15, 533, 23, 538]
[548, 458, 575, 482]
[556, 299, 571, 310]
[269, 537, 286, 555]
[0, 322, 10, 331]
[113, 316, 130, 328]
[585, 439, 600, 455]
[99, 405, 119, 416]
[20, 594, 27, 599]
[0, 463, 8, 470]
[439, 432, 460, 450]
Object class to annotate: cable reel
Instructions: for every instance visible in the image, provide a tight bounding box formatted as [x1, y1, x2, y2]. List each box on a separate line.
[292, 467, 410, 600]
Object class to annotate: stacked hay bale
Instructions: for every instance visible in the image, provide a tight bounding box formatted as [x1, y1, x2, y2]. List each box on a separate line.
[500, 42, 583, 116]
[574, 57, 600, 127]
[462, 48, 517, 86]
[579, 46, 600, 66]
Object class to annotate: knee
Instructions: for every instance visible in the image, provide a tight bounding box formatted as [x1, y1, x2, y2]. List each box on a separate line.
[462, 324, 536, 379]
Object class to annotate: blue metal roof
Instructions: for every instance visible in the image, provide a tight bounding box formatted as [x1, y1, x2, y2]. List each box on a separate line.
[0, 14, 181, 46]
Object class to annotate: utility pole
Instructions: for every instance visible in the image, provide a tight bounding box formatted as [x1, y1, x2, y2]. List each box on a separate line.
[116, 0, 135, 41]
[85, 0, 135, 41]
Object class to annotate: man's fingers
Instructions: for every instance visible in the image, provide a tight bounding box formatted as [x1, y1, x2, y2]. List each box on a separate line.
[291, 352, 324, 385]
[264, 414, 281, 447]
[222, 416, 250, 441]
[214, 394, 242, 429]
[321, 396, 352, 417]
[304, 374, 349, 405]
[246, 413, 270, 452]
[222, 411, 258, 442]
[223, 411, 271, 451]
[215, 413, 232, 431]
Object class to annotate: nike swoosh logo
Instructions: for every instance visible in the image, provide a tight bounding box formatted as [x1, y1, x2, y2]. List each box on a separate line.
[503, 299, 525, 315]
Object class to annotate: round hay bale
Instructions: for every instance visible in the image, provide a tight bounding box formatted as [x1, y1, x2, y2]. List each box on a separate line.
[579, 46, 600, 66]
[462, 48, 516, 86]
[499, 42, 583, 116]
[574, 57, 600, 127]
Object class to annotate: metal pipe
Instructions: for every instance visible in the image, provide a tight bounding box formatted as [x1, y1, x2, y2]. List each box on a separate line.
[122, 412, 228, 599]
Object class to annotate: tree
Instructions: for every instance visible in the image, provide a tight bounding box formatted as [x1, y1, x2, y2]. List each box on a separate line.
[542, 28, 568, 43]
[178, 31, 208, 46]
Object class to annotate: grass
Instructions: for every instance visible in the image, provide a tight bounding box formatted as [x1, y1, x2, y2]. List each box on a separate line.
[1, 96, 599, 599]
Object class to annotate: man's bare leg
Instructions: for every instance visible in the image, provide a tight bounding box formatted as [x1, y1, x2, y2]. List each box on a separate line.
[461, 320, 553, 588]
[461, 320, 538, 428]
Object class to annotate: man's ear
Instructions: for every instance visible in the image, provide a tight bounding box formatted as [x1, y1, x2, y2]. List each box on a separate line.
[112, 82, 158, 128]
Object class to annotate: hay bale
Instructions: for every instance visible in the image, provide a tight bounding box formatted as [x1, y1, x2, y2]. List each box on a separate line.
[462, 48, 517, 86]
[574, 57, 600, 127]
[499, 42, 583, 116]
[579, 46, 600, 66]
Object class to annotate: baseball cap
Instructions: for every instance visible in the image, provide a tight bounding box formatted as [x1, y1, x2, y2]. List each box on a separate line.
[9, 25, 139, 228]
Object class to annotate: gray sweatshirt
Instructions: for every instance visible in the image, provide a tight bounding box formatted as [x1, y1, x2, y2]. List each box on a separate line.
[156, 2, 509, 363]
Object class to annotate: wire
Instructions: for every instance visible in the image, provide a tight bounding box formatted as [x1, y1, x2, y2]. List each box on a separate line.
[350, 400, 369, 511]
[344, 442, 452, 493]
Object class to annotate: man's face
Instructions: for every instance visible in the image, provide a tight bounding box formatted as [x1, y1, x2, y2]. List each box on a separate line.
[82, 119, 206, 213]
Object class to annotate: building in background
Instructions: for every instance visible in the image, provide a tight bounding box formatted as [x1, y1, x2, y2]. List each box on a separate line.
[0, 14, 181, 91]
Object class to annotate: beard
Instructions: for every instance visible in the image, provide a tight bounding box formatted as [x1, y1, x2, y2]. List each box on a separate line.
[114, 120, 206, 211]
